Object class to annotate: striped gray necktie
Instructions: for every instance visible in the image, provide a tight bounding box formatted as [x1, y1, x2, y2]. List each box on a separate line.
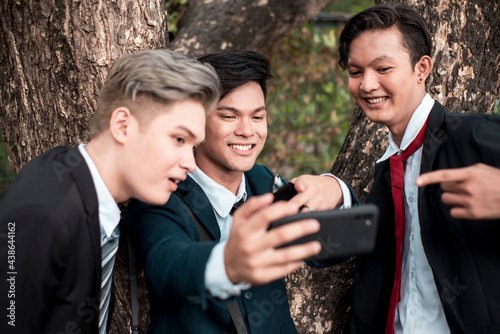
[99, 227, 119, 334]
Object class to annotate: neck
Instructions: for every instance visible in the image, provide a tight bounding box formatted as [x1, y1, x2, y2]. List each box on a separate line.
[85, 137, 126, 203]
[196, 161, 243, 196]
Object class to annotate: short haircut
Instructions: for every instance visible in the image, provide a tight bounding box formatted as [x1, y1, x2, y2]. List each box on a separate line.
[197, 49, 273, 101]
[338, 3, 432, 70]
[90, 49, 220, 139]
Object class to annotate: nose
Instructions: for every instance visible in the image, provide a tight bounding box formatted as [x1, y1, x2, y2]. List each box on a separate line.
[234, 118, 255, 137]
[180, 148, 197, 173]
[360, 71, 379, 92]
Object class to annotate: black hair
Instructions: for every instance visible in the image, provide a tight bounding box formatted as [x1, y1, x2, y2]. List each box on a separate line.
[338, 3, 432, 70]
[197, 49, 274, 101]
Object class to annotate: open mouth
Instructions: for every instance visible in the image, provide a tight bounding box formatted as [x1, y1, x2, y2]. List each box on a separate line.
[366, 96, 388, 104]
[229, 144, 254, 151]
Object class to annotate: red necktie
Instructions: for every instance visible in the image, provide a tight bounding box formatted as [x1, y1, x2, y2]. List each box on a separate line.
[385, 119, 428, 334]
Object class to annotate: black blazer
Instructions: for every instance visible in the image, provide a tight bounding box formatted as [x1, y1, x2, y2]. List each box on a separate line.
[351, 102, 500, 333]
[0, 147, 103, 334]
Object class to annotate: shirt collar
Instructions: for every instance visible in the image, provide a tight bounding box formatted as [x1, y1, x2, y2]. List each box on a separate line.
[189, 166, 247, 218]
[377, 93, 435, 163]
[78, 144, 121, 239]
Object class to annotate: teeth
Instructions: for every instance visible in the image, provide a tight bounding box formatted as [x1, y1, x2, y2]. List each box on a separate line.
[174, 179, 179, 184]
[366, 97, 388, 104]
[229, 144, 252, 151]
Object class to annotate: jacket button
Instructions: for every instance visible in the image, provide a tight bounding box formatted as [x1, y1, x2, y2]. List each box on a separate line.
[244, 291, 252, 300]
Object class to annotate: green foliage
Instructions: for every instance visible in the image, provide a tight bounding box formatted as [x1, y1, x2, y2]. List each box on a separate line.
[325, 0, 374, 14]
[166, 0, 188, 39]
[494, 99, 500, 114]
[258, 23, 354, 179]
[257, 0, 374, 179]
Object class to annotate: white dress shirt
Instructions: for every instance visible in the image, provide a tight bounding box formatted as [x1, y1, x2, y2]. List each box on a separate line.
[377, 94, 450, 333]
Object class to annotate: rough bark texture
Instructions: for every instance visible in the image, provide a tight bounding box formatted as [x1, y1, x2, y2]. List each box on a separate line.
[0, 0, 168, 172]
[171, 0, 333, 57]
[287, 1, 500, 333]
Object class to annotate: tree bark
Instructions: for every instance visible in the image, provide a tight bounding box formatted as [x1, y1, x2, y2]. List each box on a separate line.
[0, 0, 167, 172]
[287, 1, 500, 333]
[170, 0, 333, 57]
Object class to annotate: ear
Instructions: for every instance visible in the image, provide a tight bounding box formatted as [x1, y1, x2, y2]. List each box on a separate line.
[108, 107, 136, 144]
[415, 55, 432, 83]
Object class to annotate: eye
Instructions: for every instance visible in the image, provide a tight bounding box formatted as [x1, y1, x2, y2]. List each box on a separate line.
[252, 115, 265, 121]
[174, 136, 186, 145]
[348, 70, 361, 77]
[378, 67, 391, 73]
[220, 114, 235, 120]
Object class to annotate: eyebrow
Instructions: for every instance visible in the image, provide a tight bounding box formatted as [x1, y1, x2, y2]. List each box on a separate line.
[216, 106, 267, 113]
[177, 125, 196, 138]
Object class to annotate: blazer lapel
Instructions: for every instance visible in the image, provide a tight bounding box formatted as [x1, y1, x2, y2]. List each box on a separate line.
[176, 176, 221, 241]
[67, 147, 102, 287]
[420, 101, 447, 175]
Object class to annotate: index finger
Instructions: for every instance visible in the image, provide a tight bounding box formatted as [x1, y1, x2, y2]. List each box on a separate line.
[416, 168, 469, 187]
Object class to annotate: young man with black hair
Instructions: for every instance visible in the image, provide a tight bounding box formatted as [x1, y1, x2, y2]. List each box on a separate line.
[339, 3, 500, 333]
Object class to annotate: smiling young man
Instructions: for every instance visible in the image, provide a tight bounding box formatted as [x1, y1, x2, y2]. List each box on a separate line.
[0, 50, 220, 334]
[125, 49, 354, 333]
[338, 3, 500, 334]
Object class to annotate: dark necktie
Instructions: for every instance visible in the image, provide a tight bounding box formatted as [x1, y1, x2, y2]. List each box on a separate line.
[230, 198, 245, 215]
[385, 119, 428, 334]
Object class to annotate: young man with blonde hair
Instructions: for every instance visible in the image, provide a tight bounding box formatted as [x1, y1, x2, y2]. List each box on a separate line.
[0, 49, 219, 334]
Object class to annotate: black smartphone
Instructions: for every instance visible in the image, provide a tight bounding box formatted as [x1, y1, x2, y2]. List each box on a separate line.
[268, 204, 379, 261]
[270, 173, 298, 202]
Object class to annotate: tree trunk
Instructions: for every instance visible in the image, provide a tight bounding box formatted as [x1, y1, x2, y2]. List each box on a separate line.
[287, 1, 500, 333]
[0, 0, 168, 172]
[171, 0, 333, 57]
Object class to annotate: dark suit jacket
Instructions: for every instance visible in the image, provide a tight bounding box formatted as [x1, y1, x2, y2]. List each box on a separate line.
[0, 147, 103, 334]
[351, 102, 500, 333]
[125, 164, 298, 334]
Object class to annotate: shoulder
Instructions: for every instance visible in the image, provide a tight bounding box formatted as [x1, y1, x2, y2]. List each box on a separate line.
[245, 164, 274, 180]
[1, 146, 87, 214]
[244, 164, 275, 196]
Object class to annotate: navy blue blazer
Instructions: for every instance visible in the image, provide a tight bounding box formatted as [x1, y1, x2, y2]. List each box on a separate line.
[0, 147, 103, 334]
[351, 102, 500, 333]
[126, 164, 298, 334]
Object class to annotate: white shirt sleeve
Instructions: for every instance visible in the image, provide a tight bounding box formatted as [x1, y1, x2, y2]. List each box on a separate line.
[320, 173, 352, 209]
[204, 240, 251, 299]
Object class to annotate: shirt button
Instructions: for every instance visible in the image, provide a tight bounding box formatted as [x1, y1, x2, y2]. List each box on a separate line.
[410, 309, 416, 315]
[244, 291, 253, 300]
[410, 272, 415, 279]
[408, 197, 414, 203]
[410, 233, 414, 241]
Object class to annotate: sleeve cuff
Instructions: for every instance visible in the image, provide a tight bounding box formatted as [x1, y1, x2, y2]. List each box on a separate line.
[320, 173, 352, 209]
[204, 241, 251, 300]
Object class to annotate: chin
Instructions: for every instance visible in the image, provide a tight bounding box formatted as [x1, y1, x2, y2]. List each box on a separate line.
[142, 192, 172, 206]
